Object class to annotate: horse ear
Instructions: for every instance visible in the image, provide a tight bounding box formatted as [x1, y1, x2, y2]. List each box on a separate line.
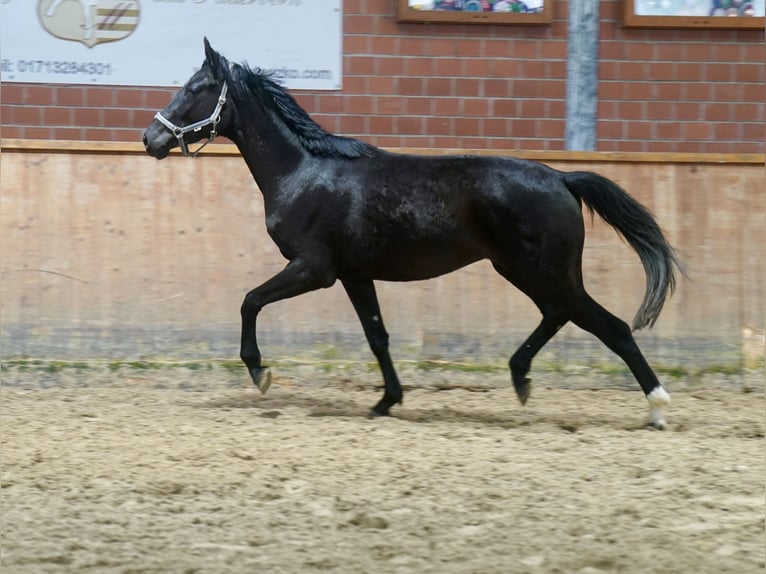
[204, 37, 216, 64]
[203, 37, 224, 78]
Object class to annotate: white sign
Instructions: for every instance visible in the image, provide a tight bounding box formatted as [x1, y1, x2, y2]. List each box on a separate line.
[0, 0, 342, 89]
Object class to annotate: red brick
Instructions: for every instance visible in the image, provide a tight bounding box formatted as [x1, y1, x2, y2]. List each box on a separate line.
[433, 58, 462, 77]
[344, 35, 368, 54]
[102, 108, 132, 128]
[84, 128, 113, 141]
[25, 126, 53, 139]
[647, 102, 677, 121]
[519, 99, 546, 119]
[1, 125, 23, 138]
[145, 90, 174, 109]
[454, 117, 479, 136]
[492, 59, 522, 78]
[626, 121, 652, 139]
[653, 44, 684, 62]
[74, 108, 103, 126]
[55, 86, 85, 107]
[317, 94, 344, 114]
[405, 98, 431, 116]
[654, 83, 682, 100]
[624, 82, 654, 100]
[455, 79, 481, 98]
[433, 98, 460, 116]
[463, 98, 489, 117]
[484, 79, 510, 98]
[675, 63, 703, 81]
[346, 56, 375, 76]
[676, 103, 704, 121]
[338, 115, 366, 134]
[742, 123, 765, 141]
[686, 44, 714, 61]
[399, 38, 426, 57]
[617, 102, 647, 120]
[2, 85, 25, 104]
[493, 99, 517, 117]
[397, 116, 424, 135]
[426, 39, 459, 58]
[346, 95, 374, 114]
[368, 76, 396, 95]
[24, 86, 55, 105]
[43, 107, 72, 126]
[369, 115, 395, 135]
[484, 40, 510, 58]
[370, 36, 398, 55]
[465, 58, 492, 78]
[683, 122, 711, 140]
[733, 63, 764, 83]
[426, 117, 453, 136]
[344, 14, 372, 34]
[733, 103, 762, 122]
[705, 64, 732, 83]
[398, 77, 423, 96]
[375, 96, 406, 115]
[713, 122, 739, 140]
[405, 58, 433, 77]
[86, 88, 115, 107]
[647, 63, 674, 81]
[133, 109, 156, 126]
[425, 78, 452, 97]
[742, 83, 765, 102]
[483, 118, 509, 137]
[540, 41, 566, 60]
[344, 0, 363, 14]
[7, 105, 41, 124]
[115, 89, 145, 108]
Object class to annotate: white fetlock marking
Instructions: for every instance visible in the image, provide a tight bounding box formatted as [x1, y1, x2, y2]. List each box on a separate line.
[647, 386, 670, 429]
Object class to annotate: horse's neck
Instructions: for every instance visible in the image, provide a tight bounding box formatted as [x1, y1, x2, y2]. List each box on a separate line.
[228, 106, 307, 202]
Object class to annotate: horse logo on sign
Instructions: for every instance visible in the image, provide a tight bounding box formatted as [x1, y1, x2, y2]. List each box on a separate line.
[38, 0, 140, 48]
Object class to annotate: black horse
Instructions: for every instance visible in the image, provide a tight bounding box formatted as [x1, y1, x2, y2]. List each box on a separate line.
[144, 40, 683, 428]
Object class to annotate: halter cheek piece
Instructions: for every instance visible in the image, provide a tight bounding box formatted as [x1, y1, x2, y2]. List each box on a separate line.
[154, 80, 228, 157]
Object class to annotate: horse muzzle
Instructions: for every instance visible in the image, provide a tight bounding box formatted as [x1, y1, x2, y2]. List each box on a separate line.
[142, 121, 173, 160]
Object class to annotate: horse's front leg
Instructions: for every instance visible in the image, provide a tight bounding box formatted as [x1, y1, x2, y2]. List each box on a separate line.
[341, 279, 403, 416]
[241, 259, 335, 393]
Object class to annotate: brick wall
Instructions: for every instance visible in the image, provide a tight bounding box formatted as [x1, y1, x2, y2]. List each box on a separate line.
[1, 0, 763, 152]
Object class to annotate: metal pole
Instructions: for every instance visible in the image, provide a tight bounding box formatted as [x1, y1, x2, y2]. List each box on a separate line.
[565, 0, 600, 151]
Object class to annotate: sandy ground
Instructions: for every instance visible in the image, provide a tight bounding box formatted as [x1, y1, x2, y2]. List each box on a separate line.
[1, 363, 764, 574]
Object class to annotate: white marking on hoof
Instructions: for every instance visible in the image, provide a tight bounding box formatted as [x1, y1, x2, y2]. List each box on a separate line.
[647, 386, 670, 430]
[257, 369, 272, 396]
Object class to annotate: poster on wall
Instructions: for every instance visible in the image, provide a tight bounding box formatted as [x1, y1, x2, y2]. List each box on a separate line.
[0, 0, 342, 89]
[633, 0, 763, 17]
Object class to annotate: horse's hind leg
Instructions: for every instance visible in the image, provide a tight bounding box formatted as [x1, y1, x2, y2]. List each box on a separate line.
[509, 307, 568, 405]
[568, 292, 670, 429]
[341, 279, 403, 416]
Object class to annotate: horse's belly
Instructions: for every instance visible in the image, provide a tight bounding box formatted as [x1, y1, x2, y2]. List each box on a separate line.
[354, 242, 483, 281]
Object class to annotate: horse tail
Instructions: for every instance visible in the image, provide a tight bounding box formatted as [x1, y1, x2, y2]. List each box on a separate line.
[563, 171, 683, 331]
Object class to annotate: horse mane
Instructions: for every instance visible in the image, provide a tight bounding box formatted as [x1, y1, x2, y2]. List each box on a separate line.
[227, 63, 377, 160]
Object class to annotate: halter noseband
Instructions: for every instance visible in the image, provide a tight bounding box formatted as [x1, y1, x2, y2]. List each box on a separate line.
[154, 80, 228, 157]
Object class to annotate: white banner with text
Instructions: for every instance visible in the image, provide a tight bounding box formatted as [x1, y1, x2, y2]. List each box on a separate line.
[0, 0, 342, 89]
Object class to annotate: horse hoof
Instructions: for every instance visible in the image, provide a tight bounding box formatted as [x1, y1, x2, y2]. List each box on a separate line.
[648, 420, 667, 431]
[250, 367, 272, 395]
[514, 378, 531, 405]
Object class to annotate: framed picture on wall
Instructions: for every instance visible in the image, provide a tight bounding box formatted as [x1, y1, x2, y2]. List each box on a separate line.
[397, 0, 552, 25]
[623, 0, 765, 28]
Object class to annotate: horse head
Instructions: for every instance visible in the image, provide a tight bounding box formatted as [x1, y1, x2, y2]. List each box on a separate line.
[143, 38, 233, 159]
